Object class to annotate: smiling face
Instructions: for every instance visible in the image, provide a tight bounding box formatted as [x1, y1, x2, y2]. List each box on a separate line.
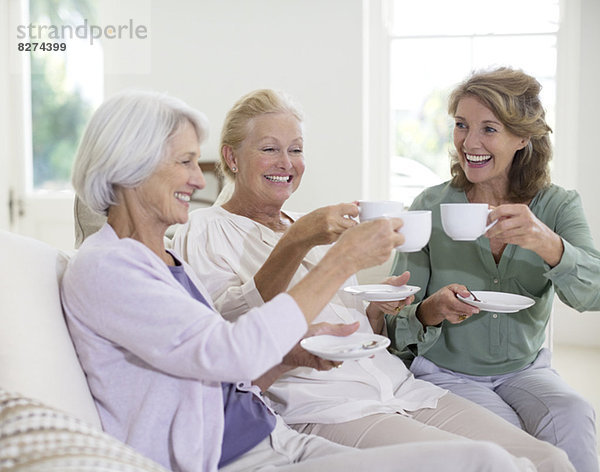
[228, 112, 304, 209]
[135, 120, 205, 229]
[453, 95, 528, 191]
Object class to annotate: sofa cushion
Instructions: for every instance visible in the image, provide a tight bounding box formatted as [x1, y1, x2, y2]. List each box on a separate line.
[0, 230, 101, 428]
[74, 196, 106, 248]
[0, 388, 168, 471]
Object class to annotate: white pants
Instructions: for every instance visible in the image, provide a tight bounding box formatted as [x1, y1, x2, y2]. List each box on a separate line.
[293, 392, 573, 472]
[219, 416, 535, 472]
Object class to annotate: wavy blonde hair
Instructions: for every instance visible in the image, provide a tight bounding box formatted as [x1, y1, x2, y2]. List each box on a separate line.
[448, 67, 553, 202]
[217, 89, 303, 182]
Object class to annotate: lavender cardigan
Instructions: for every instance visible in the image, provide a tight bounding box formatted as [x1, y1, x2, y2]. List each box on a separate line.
[61, 224, 307, 472]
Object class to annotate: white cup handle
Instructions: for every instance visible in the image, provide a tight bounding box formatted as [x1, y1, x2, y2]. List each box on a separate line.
[485, 209, 498, 232]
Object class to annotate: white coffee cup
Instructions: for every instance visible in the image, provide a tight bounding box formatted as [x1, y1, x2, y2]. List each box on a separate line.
[440, 203, 497, 241]
[396, 210, 432, 252]
[358, 200, 404, 222]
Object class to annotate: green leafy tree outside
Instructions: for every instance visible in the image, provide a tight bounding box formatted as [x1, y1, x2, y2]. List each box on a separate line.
[30, 0, 96, 189]
[31, 54, 92, 188]
[395, 87, 454, 179]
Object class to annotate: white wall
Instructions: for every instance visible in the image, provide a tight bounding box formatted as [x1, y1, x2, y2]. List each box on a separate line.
[574, 0, 600, 240]
[100, 0, 365, 212]
[552, 0, 600, 347]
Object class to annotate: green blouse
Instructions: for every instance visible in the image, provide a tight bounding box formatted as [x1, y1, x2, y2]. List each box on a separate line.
[387, 182, 600, 376]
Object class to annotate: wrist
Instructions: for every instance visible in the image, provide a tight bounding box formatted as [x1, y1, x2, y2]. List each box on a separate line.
[253, 363, 291, 392]
[543, 233, 564, 268]
[366, 303, 384, 321]
[321, 246, 359, 281]
[275, 362, 295, 374]
[285, 224, 318, 253]
[366, 304, 386, 335]
[416, 299, 443, 327]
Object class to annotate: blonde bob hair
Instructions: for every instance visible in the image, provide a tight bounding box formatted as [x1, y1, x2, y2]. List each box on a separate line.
[448, 67, 553, 202]
[72, 90, 209, 215]
[217, 89, 303, 182]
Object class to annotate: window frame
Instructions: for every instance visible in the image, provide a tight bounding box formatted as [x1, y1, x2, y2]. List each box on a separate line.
[363, 0, 571, 204]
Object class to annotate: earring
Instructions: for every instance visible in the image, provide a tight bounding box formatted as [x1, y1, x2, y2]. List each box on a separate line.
[231, 166, 238, 173]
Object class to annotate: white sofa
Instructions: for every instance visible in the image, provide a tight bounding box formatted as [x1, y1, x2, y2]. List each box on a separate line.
[0, 229, 168, 471]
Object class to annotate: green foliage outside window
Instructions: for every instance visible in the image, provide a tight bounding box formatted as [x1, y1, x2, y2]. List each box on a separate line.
[31, 54, 92, 188]
[394, 87, 453, 179]
[30, 0, 97, 190]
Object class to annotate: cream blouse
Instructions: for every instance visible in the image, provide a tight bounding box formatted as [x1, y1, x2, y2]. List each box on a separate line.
[172, 205, 446, 425]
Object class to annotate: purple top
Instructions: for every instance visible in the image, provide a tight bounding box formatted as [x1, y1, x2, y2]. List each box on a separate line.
[61, 224, 307, 472]
[167, 261, 275, 467]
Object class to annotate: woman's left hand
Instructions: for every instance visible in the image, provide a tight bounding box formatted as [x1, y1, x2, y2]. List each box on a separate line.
[253, 321, 358, 391]
[281, 321, 360, 371]
[486, 204, 564, 267]
[365, 271, 413, 334]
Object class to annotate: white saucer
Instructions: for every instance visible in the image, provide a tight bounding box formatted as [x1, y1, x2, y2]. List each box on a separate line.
[342, 284, 421, 302]
[456, 291, 535, 313]
[300, 333, 390, 361]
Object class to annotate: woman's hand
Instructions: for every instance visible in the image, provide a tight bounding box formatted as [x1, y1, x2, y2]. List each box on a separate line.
[328, 217, 405, 274]
[289, 203, 359, 249]
[417, 284, 480, 327]
[252, 322, 359, 391]
[281, 321, 360, 370]
[365, 271, 413, 334]
[486, 204, 564, 267]
[255, 203, 358, 303]
[289, 217, 403, 326]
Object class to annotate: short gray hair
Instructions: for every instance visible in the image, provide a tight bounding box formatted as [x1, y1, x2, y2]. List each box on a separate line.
[72, 90, 209, 215]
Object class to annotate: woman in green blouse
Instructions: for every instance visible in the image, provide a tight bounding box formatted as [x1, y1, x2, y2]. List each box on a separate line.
[387, 67, 600, 472]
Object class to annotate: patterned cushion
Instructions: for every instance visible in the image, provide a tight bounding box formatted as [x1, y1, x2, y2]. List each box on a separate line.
[0, 389, 169, 472]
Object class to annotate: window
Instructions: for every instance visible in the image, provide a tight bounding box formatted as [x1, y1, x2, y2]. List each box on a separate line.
[29, 0, 103, 191]
[389, 0, 559, 206]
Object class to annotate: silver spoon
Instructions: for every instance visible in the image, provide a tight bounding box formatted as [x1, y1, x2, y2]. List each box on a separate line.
[467, 288, 482, 302]
[338, 340, 379, 353]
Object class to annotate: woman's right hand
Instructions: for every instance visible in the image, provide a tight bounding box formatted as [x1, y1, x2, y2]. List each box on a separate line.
[288, 217, 403, 326]
[289, 203, 359, 248]
[328, 217, 405, 273]
[417, 284, 480, 326]
[255, 203, 362, 303]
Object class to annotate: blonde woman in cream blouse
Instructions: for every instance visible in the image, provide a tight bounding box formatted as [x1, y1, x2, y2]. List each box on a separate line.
[172, 89, 573, 472]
